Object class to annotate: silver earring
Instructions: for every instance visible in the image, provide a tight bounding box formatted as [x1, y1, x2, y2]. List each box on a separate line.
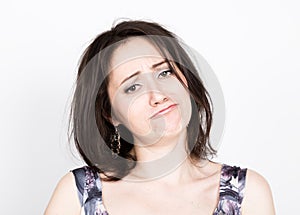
[111, 126, 121, 158]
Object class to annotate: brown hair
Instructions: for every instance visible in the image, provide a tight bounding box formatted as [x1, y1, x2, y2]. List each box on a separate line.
[69, 20, 216, 180]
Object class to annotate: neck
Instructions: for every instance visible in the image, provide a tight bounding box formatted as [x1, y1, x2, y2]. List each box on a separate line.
[124, 156, 211, 185]
[133, 129, 188, 162]
[124, 129, 209, 183]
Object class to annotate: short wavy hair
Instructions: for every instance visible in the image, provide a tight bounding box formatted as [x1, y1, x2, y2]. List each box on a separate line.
[69, 20, 216, 181]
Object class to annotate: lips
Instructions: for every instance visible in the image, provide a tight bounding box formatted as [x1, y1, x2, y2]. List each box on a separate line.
[150, 104, 177, 119]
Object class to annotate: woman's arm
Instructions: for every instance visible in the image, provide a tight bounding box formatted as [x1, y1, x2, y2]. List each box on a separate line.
[44, 172, 81, 215]
[242, 169, 276, 214]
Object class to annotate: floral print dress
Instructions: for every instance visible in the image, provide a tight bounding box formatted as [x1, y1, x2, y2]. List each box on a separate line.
[72, 164, 247, 215]
[213, 165, 247, 214]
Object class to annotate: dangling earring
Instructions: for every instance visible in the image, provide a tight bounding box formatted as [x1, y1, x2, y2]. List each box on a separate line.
[111, 126, 121, 158]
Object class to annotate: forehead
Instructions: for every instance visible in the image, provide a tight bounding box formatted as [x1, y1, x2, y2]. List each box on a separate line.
[110, 37, 163, 70]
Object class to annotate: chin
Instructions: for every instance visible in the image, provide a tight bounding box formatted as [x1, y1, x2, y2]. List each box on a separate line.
[162, 121, 186, 136]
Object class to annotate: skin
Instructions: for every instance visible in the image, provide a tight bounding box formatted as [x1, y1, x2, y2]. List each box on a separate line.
[44, 37, 276, 214]
[108, 37, 191, 162]
[44, 165, 276, 214]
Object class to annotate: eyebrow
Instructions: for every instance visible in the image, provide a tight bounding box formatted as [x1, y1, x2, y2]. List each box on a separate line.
[119, 60, 168, 86]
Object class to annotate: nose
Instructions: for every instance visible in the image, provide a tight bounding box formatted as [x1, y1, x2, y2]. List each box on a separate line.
[142, 71, 169, 106]
[149, 91, 168, 106]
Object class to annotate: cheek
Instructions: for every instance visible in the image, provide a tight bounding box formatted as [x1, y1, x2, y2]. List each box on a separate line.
[110, 94, 130, 125]
[127, 97, 153, 135]
[162, 78, 189, 101]
[112, 94, 152, 135]
[166, 82, 192, 124]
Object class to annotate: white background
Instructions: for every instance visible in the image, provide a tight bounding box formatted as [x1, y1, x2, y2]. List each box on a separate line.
[0, 0, 299, 214]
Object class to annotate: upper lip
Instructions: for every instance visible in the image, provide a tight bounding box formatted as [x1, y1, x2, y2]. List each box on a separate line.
[150, 104, 177, 119]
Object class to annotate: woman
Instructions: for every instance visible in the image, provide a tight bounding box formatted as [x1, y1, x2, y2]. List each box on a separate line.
[45, 20, 275, 214]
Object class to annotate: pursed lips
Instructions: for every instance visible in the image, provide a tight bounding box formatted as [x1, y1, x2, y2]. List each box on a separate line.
[150, 104, 177, 119]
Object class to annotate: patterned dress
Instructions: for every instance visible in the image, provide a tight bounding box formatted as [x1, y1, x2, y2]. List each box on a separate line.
[72, 164, 247, 215]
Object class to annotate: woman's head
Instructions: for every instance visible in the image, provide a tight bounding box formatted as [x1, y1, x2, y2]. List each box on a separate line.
[108, 36, 192, 146]
[70, 20, 216, 180]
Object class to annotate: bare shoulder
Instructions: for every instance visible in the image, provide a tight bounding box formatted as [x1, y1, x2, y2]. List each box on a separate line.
[242, 169, 276, 215]
[44, 172, 81, 215]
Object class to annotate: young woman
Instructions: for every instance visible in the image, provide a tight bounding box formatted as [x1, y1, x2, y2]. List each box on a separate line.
[45, 20, 275, 215]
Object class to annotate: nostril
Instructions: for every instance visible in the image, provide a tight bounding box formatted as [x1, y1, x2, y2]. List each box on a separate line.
[149, 90, 169, 106]
[154, 97, 168, 105]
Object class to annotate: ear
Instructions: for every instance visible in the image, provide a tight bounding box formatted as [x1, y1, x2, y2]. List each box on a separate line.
[109, 115, 121, 127]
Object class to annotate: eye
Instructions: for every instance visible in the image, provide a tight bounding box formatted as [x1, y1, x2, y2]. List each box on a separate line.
[158, 69, 173, 79]
[124, 84, 141, 94]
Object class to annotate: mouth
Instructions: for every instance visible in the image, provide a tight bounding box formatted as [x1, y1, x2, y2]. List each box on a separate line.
[150, 104, 177, 119]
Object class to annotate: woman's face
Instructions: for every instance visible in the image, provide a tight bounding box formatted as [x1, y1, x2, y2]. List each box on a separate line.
[107, 37, 192, 145]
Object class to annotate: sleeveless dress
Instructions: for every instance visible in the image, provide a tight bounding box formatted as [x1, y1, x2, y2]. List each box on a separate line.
[72, 164, 247, 215]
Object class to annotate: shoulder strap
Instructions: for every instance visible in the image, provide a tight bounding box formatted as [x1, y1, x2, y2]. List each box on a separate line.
[214, 164, 247, 215]
[71, 167, 87, 206]
[237, 166, 247, 202]
[71, 166, 107, 214]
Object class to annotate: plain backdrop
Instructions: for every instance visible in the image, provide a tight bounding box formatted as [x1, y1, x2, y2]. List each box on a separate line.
[0, 0, 299, 214]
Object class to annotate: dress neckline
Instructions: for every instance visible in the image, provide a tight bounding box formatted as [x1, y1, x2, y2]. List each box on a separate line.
[98, 163, 226, 214]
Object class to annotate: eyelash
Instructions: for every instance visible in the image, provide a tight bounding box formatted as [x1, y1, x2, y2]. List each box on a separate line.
[157, 69, 174, 78]
[124, 84, 141, 94]
[124, 69, 174, 94]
